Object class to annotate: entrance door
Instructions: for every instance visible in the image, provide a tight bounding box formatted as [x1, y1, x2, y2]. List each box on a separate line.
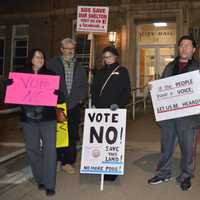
[136, 22, 176, 96]
[158, 47, 175, 77]
[137, 45, 175, 95]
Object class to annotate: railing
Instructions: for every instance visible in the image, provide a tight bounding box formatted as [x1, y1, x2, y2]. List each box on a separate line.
[126, 84, 149, 120]
[0, 106, 21, 114]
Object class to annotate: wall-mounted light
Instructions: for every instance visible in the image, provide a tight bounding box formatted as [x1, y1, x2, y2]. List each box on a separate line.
[108, 31, 117, 46]
[153, 22, 167, 27]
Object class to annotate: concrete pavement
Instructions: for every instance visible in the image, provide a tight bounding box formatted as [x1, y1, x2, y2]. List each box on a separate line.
[0, 108, 200, 200]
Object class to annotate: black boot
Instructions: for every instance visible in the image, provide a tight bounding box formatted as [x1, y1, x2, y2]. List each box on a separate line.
[104, 175, 118, 181]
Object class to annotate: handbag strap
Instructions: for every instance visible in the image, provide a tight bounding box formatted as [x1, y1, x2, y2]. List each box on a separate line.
[99, 65, 120, 96]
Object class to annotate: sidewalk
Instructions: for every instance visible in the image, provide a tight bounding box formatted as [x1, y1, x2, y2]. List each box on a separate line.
[0, 112, 25, 164]
[0, 109, 200, 200]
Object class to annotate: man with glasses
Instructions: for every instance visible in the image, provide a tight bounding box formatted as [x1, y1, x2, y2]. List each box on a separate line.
[47, 38, 88, 174]
[148, 35, 200, 191]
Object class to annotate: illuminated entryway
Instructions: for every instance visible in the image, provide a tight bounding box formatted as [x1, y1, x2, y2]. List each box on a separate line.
[136, 22, 176, 96]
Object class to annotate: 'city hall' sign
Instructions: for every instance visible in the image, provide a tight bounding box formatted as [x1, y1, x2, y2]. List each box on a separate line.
[137, 29, 176, 44]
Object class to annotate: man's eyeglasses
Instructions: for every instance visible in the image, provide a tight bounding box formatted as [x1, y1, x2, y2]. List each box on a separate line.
[179, 44, 193, 49]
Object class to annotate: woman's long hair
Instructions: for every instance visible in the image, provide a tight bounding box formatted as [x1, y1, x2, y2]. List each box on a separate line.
[25, 48, 46, 68]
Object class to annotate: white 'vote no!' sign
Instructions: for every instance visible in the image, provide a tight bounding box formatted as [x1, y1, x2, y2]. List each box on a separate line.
[80, 109, 127, 175]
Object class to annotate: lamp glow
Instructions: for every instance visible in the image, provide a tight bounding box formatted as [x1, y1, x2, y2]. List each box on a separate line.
[153, 22, 167, 27]
[108, 32, 117, 44]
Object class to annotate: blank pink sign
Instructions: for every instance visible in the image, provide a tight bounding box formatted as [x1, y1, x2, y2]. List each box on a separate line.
[5, 72, 60, 106]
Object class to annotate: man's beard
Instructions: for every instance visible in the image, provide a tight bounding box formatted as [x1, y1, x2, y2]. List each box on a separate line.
[64, 54, 74, 62]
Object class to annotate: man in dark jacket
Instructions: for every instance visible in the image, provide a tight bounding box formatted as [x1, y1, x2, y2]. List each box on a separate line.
[47, 38, 88, 174]
[148, 35, 200, 191]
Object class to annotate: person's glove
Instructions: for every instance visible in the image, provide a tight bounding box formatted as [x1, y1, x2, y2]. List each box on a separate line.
[3, 79, 14, 86]
[110, 104, 119, 111]
[54, 90, 66, 104]
[53, 89, 59, 95]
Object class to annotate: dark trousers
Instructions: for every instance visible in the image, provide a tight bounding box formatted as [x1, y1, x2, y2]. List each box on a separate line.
[21, 120, 57, 190]
[57, 104, 80, 165]
[157, 120, 196, 180]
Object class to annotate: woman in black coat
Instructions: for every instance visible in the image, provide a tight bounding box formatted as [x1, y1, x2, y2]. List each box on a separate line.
[7, 49, 58, 196]
[91, 46, 131, 181]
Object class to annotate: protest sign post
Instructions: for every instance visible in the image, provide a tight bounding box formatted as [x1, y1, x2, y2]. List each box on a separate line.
[87, 32, 94, 108]
[76, 6, 109, 108]
[149, 70, 200, 121]
[4, 72, 60, 106]
[80, 108, 127, 191]
[100, 174, 104, 191]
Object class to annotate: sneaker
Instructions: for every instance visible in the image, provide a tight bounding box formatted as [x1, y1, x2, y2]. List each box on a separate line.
[38, 184, 45, 190]
[46, 189, 55, 196]
[180, 177, 191, 191]
[176, 175, 181, 184]
[62, 164, 76, 175]
[148, 175, 172, 185]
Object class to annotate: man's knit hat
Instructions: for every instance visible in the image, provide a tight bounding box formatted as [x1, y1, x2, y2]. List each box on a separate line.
[102, 46, 119, 56]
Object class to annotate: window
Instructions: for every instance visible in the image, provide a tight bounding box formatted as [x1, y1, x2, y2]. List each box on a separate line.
[0, 26, 6, 76]
[11, 25, 29, 71]
[0, 39, 5, 76]
[73, 20, 90, 71]
[76, 35, 90, 70]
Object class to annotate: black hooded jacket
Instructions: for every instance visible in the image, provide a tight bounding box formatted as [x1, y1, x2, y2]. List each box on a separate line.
[91, 62, 131, 108]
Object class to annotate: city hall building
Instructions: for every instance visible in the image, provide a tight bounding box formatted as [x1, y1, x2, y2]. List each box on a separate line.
[1, 0, 200, 97]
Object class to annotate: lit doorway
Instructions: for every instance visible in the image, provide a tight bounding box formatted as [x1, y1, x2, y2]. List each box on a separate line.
[136, 22, 176, 96]
[138, 45, 175, 91]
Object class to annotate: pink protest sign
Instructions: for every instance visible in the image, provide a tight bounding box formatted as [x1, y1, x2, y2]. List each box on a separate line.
[4, 72, 60, 106]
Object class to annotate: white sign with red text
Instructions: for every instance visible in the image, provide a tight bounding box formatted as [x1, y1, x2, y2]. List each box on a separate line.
[76, 6, 109, 33]
[150, 70, 200, 121]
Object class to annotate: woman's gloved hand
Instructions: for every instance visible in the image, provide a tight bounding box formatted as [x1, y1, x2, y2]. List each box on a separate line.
[3, 79, 14, 86]
[53, 89, 59, 95]
[110, 104, 119, 111]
